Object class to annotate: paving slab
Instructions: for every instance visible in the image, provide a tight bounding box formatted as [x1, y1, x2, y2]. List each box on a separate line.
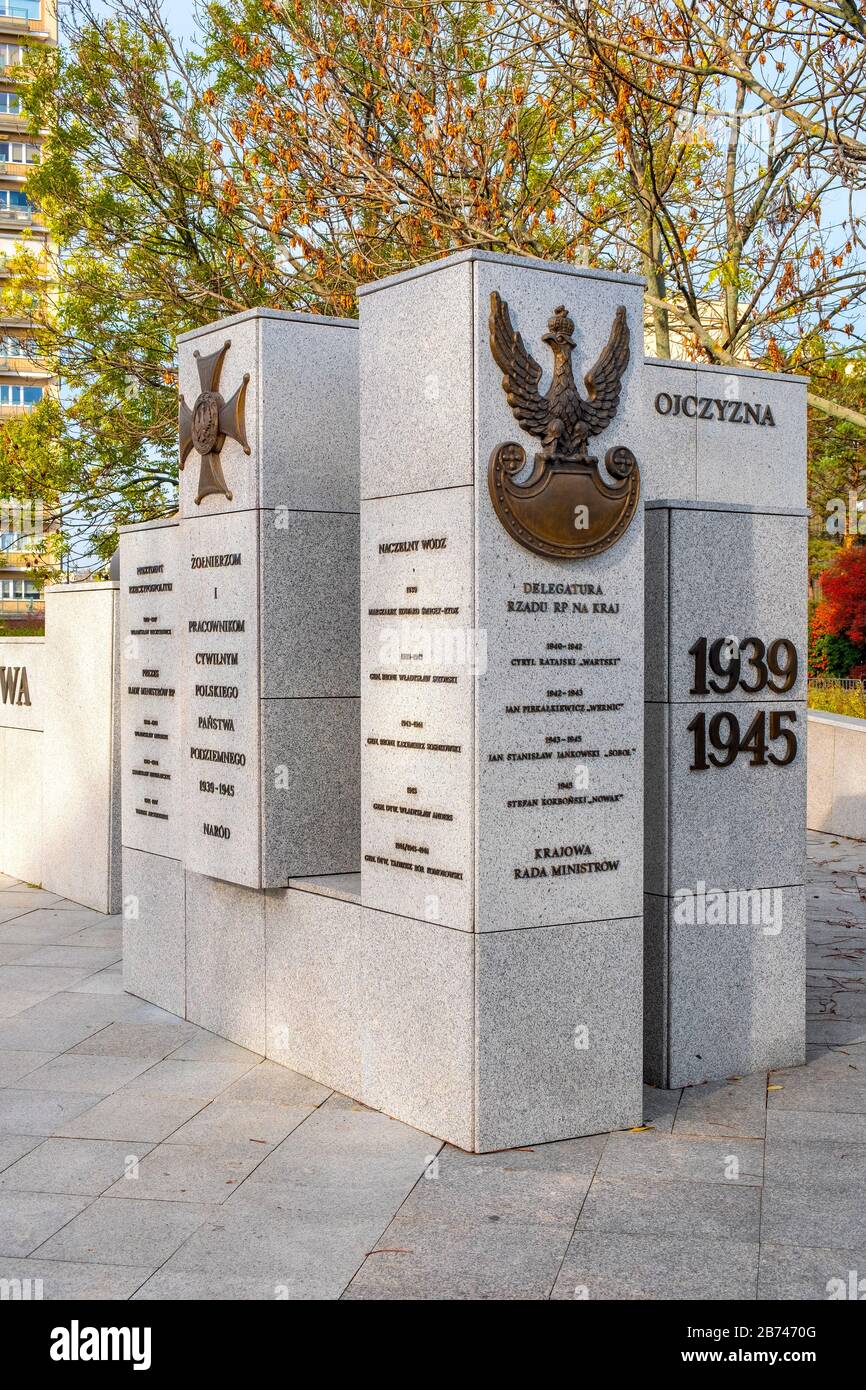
[596, 1130, 764, 1186]
[0, 1190, 90, 1257]
[131, 1268, 292, 1300]
[576, 1175, 761, 1242]
[119, 1058, 261, 1100]
[14, 1054, 157, 1096]
[34, 1196, 216, 1267]
[0, 1257, 153, 1300]
[0, 1134, 44, 1174]
[55, 1091, 210, 1144]
[165, 1100, 312, 1154]
[0, 1138, 154, 1197]
[673, 1074, 768, 1139]
[550, 1232, 759, 1300]
[760, 1183, 866, 1249]
[640, 1086, 682, 1134]
[0, 1088, 105, 1137]
[68, 1022, 199, 1059]
[758, 1243, 866, 1300]
[103, 1143, 265, 1204]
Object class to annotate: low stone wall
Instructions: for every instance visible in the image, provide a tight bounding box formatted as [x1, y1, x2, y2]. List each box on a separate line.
[807, 709, 866, 842]
[0, 583, 121, 910]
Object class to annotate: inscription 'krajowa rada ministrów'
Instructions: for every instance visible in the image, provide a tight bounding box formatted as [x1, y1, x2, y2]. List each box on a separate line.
[119, 252, 808, 1152]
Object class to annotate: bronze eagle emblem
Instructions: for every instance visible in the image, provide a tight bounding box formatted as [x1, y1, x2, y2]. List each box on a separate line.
[487, 290, 640, 559]
[489, 292, 630, 467]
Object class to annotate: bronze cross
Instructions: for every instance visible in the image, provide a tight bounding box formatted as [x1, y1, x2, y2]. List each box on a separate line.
[179, 340, 251, 504]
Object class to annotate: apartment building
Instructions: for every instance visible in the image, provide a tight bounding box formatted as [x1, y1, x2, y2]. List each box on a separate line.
[0, 0, 56, 626]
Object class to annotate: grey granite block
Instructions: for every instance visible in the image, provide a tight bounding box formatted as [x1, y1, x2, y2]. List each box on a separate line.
[122, 848, 185, 1017]
[360, 257, 473, 499]
[695, 364, 807, 509]
[260, 509, 359, 698]
[643, 709, 670, 898]
[119, 517, 182, 858]
[665, 700, 807, 890]
[360, 485, 475, 930]
[665, 506, 807, 704]
[185, 870, 266, 1054]
[644, 505, 669, 701]
[475, 917, 643, 1150]
[764, 1137, 866, 1187]
[41, 583, 120, 914]
[642, 359, 698, 501]
[358, 907, 474, 1150]
[261, 696, 360, 882]
[643, 893, 668, 1086]
[550, 1231, 758, 1300]
[265, 886, 362, 1098]
[665, 886, 806, 1086]
[0, 728, 42, 886]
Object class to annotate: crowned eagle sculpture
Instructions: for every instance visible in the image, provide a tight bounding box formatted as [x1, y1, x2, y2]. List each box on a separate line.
[489, 292, 630, 468]
[486, 290, 640, 560]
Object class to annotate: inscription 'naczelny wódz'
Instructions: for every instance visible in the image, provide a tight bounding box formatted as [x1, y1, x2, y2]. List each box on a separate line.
[654, 393, 776, 425]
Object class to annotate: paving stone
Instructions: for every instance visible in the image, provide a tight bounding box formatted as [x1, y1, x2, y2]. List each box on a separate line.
[550, 1232, 759, 1300]
[0, 965, 93, 994]
[68, 970, 128, 996]
[120, 1058, 260, 1099]
[130, 1269, 292, 1300]
[68, 1022, 198, 1059]
[0, 991, 51, 1020]
[54, 1091, 209, 1144]
[0, 891, 64, 911]
[218, 1060, 331, 1109]
[0, 1139, 153, 1197]
[641, 1086, 681, 1134]
[34, 1196, 215, 1267]
[761, 1183, 866, 1249]
[0, 1089, 105, 1137]
[766, 1108, 866, 1144]
[0, 909, 101, 942]
[16, 946, 121, 971]
[103, 1143, 265, 1204]
[766, 1067, 866, 1113]
[59, 925, 123, 949]
[0, 1257, 153, 1300]
[0, 944, 33, 964]
[0, 1134, 44, 1174]
[673, 1074, 767, 1139]
[758, 1243, 866, 1300]
[576, 1176, 761, 1241]
[0, 1190, 90, 1257]
[165, 1100, 311, 1154]
[596, 1131, 764, 1186]
[0, 1053, 61, 1089]
[15, 1054, 157, 1096]
[168, 1033, 263, 1064]
[764, 1137, 866, 1187]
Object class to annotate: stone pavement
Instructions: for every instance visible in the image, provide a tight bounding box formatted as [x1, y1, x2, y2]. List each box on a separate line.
[0, 830, 863, 1301]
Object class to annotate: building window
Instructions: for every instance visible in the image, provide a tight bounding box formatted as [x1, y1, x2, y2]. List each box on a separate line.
[0, 190, 32, 210]
[0, 45, 25, 67]
[0, 92, 23, 115]
[0, 335, 37, 356]
[0, 579, 40, 599]
[0, 3, 41, 20]
[0, 384, 42, 406]
[0, 141, 39, 164]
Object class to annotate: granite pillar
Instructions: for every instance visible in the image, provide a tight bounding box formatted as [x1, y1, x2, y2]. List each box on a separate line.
[644, 499, 808, 1086]
[358, 251, 646, 1149]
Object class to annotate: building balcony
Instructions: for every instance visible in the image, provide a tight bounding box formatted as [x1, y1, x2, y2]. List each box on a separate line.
[0, 14, 52, 41]
[0, 160, 34, 178]
[0, 356, 47, 373]
[0, 206, 40, 229]
[0, 112, 27, 133]
[0, 400, 39, 416]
